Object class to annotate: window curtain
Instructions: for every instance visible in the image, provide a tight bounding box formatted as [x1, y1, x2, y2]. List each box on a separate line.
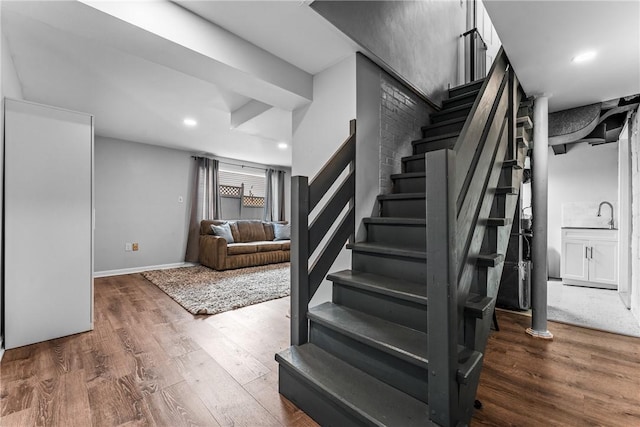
[263, 168, 275, 221]
[185, 157, 221, 262]
[263, 168, 286, 222]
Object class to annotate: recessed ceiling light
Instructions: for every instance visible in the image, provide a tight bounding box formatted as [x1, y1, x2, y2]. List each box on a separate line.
[183, 118, 197, 127]
[572, 51, 596, 63]
[278, 142, 288, 149]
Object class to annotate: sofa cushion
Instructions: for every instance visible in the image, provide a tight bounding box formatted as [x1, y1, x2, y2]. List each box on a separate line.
[201, 219, 239, 242]
[255, 242, 284, 252]
[263, 222, 275, 241]
[210, 223, 234, 243]
[227, 242, 258, 255]
[237, 220, 267, 243]
[274, 223, 291, 240]
[280, 241, 291, 250]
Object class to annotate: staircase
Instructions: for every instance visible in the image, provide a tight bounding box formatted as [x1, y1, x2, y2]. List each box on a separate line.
[277, 49, 531, 426]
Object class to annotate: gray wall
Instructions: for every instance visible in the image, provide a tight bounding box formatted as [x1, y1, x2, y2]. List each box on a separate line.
[312, 0, 466, 106]
[1, 29, 24, 352]
[94, 136, 193, 273]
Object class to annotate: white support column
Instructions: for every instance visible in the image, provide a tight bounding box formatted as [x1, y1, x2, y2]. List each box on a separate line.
[526, 95, 554, 339]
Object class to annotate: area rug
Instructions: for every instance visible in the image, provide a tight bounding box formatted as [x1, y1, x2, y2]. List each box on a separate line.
[142, 263, 290, 315]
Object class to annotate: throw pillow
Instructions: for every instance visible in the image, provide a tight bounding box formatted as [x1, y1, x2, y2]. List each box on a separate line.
[211, 223, 235, 243]
[274, 223, 291, 241]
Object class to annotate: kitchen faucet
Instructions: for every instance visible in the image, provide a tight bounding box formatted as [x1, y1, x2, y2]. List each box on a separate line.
[597, 201, 614, 229]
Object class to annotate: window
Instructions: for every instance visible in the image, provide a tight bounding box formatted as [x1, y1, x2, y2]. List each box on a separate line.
[219, 164, 266, 208]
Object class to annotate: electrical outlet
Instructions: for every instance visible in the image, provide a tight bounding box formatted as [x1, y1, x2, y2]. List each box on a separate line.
[125, 242, 132, 252]
[178, 195, 184, 203]
[132, 242, 139, 251]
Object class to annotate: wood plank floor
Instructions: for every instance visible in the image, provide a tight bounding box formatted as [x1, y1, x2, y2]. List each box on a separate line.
[1, 273, 639, 426]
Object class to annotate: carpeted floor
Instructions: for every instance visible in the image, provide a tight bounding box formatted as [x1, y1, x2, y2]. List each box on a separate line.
[142, 263, 290, 315]
[547, 280, 640, 337]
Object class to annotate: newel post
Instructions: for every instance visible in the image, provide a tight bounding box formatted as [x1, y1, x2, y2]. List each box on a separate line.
[291, 175, 310, 346]
[426, 149, 459, 426]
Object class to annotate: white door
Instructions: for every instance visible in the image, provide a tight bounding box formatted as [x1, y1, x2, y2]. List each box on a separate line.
[590, 240, 618, 286]
[4, 99, 93, 349]
[562, 238, 589, 282]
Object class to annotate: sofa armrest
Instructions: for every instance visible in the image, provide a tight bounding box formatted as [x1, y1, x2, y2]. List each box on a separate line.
[199, 235, 227, 270]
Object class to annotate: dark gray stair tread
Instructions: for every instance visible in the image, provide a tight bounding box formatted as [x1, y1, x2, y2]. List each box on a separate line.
[449, 79, 484, 95]
[276, 344, 433, 427]
[476, 253, 505, 267]
[502, 159, 523, 169]
[328, 269, 427, 305]
[402, 153, 426, 163]
[420, 116, 466, 132]
[486, 217, 513, 227]
[517, 116, 533, 129]
[309, 302, 429, 368]
[377, 192, 425, 201]
[464, 293, 494, 319]
[364, 217, 426, 226]
[391, 172, 426, 180]
[347, 242, 427, 260]
[496, 186, 518, 195]
[443, 89, 480, 105]
[431, 102, 474, 118]
[411, 131, 461, 146]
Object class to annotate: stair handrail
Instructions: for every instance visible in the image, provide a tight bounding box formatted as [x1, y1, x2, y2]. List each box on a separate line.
[291, 119, 356, 346]
[426, 48, 523, 425]
[462, 27, 488, 83]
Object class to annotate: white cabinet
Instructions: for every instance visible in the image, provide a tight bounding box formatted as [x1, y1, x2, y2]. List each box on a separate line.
[561, 228, 618, 289]
[4, 99, 94, 349]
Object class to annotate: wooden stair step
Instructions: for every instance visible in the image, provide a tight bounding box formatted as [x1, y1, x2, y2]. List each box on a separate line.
[442, 89, 481, 108]
[309, 302, 429, 369]
[502, 159, 523, 169]
[464, 293, 494, 319]
[421, 116, 466, 133]
[308, 302, 482, 384]
[328, 269, 427, 305]
[391, 171, 426, 180]
[517, 116, 533, 129]
[430, 102, 474, 122]
[448, 79, 484, 98]
[476, 253, 505, 267]
[276, 344, 434, 427]
[363, 217, 427, 226]
[486, 217, 513, 227]
[347, 242, 427, 260]
[496, 186, 518, 195]
[411, 131, 461, 147]
[378, 192, 425, 201]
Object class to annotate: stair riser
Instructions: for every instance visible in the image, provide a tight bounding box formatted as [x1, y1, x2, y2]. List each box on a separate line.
[413, 136, 458, 155]
[352, 252, 426, 283]
[422, 121, 465, 139]
[431, 106, 472, 123]
[402, 158, 426, 173]
[449, 80, 484, 98]
[443, 92, 478, 109]
[278, 366, 362, 427]
[332, 284, 427, 332]
[392, 176, 425, 193]
[380, 198, 425, 218]
[310, 323, 428, 403]
[365, 223, 426, 249]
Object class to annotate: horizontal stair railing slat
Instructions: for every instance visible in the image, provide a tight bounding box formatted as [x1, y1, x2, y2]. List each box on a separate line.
[456, 120, 510, 302]
[308, 207, 355, 296]
[454, 49, 508, 196]
[309, 134, 355, 212]
[308, 171, 355, 255]
[290, 119, 355, 347]
[456, 71, 510, 213]
[455, 85, 509, 274]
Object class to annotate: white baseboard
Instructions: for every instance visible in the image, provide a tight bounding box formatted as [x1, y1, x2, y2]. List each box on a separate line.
[94, 262, 196, 278]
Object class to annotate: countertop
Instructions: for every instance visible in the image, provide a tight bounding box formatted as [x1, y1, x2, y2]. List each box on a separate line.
[561, 227, 618, 230]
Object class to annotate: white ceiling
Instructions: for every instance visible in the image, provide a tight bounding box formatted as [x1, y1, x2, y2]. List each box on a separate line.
[485, 0, 640, 112]
[1, 0, 356, 167]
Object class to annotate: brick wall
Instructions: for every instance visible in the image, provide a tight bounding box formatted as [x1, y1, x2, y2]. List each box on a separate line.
[379, 73, 433, 193]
